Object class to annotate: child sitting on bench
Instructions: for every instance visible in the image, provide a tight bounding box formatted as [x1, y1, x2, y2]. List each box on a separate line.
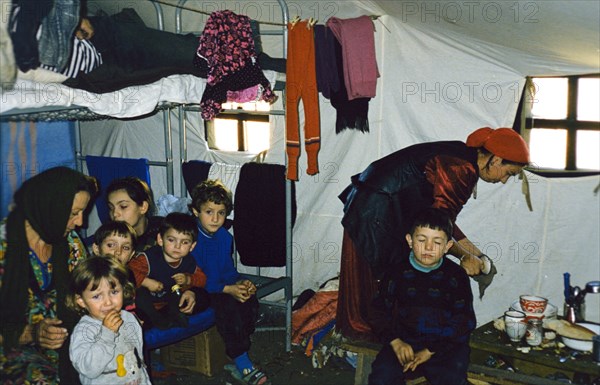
[91, 221, 138, 265]
[368, 208, 476, 385]
[128, 212, 208, 330]
[189, 180, 270, 385]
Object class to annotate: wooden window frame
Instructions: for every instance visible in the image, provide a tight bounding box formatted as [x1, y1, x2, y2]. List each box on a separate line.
[518, 74, 600, 177]
[204, 110, 270, 152]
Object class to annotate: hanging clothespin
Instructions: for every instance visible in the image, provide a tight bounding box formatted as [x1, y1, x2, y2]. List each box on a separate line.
[307, 17, 318, 29]
[369, 15, 390, 33]
[290, 16, 300, 29]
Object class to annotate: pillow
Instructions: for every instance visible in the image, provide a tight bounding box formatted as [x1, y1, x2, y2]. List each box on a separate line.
[17, 68, 68, 83]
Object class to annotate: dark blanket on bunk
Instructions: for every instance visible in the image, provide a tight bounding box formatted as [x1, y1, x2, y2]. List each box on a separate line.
[63, 8, 286, 94]
[63, 8, 207, 93]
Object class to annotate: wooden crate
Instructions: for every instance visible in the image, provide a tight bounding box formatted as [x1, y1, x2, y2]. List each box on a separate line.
[160, 326, 229, 377]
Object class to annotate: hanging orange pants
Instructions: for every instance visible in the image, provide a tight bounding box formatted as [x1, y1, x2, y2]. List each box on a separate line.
[286, 21, 320, 181]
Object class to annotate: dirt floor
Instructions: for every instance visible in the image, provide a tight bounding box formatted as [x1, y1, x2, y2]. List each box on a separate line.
[149, 305, 357, 385]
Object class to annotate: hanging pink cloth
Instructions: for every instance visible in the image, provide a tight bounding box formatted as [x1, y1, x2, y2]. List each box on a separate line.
[326, 16, 379, 100]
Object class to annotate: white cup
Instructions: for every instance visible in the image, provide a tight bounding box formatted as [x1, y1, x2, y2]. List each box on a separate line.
[504, 310, 527, 342]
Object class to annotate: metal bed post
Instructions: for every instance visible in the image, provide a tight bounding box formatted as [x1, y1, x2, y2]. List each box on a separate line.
[149, 0, 165, 31]
[148, 0, 174, 196]
[171, 0, 292, 352]
[74, 120, 83, 173]
[279, 0, 293, 353]
[176, 0, 189, 198]
[178, 107, 187, 197]
[163, 108, 175, 195]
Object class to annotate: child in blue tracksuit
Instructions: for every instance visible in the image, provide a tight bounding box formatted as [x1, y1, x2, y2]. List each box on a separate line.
[189, 179, 270, 385]
[368, 208, 476, 385]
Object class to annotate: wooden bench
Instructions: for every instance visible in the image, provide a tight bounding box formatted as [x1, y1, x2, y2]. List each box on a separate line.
[340, 338, 574, 385]
[340, 340, 429, 385]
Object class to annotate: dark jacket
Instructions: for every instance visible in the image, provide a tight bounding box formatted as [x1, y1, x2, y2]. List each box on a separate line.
[338, 141, 478, 278]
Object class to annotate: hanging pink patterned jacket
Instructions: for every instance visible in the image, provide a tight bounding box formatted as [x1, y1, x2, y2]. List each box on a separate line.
[197, 10, 256, 86]
[195, 10, 276, 120]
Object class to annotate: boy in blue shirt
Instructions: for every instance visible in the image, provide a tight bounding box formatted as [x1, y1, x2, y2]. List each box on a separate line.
[189, 180, 269, 385]
[368, 208, 476, 385]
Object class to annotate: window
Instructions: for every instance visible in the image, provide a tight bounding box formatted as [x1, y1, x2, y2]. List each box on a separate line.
[523, 75, 600, 175]
[205, 101, 271, 153]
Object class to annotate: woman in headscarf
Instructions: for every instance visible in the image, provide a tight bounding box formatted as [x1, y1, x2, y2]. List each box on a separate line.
[337, 127, 530, 341]
[0, 167, 98, 384]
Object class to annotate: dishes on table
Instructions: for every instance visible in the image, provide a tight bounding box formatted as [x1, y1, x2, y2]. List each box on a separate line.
[504, 310, 527, 342]
[510, 300, 558, 320]
[519, 295, 548, 314]
[561, 323, 600, 351]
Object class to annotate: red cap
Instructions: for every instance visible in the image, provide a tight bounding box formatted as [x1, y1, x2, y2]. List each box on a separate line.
[466, 127, 530, 164]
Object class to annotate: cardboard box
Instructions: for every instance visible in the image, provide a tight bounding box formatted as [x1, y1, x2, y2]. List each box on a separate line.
[160, 326, 228, 377]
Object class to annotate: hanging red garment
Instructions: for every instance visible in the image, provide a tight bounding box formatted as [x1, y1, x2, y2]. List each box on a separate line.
[335, 230, 378, 342]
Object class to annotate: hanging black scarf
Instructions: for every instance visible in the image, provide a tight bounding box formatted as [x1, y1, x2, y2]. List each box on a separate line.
[0, 167, 91, 383]
[330, 38, 371, 133]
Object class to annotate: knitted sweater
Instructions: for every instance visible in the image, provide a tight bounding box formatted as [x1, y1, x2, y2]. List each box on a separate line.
[368, 256, 476, 355]
[190, 225, 240, 294]
[129, 245, 207, 295]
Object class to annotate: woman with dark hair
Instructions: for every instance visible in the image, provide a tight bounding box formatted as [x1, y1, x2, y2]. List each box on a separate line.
[337, 127, 530, 341]
[0, 166, 98, 384]
[106, 176, 163, 252]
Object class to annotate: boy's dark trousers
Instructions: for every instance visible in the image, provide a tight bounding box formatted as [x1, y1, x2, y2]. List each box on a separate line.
[135, 287, 209, 329]
[208, 292, 259, 359]
[368, 342, 470, 385]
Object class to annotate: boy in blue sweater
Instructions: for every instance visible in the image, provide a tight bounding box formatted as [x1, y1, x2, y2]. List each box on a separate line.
[368, 208, 476, 385]
[189, 180, 269, 385]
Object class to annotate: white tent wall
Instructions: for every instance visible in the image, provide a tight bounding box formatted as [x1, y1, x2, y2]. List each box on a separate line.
[81, 0, 600, 326]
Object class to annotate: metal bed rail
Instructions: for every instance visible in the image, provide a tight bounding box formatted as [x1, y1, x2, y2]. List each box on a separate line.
[173, 0, 293, 352]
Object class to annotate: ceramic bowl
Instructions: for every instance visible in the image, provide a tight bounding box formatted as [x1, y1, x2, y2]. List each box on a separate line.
[510, 300, 557, 320]
[519, 295, 548, 314]
[561, 323, 600, 351]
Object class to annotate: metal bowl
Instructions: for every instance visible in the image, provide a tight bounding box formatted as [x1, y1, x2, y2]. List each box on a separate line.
[561, 323, 599, 351]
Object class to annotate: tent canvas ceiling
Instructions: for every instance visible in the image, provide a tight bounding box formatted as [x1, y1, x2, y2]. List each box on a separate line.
[77, 0, 600, 326]
[373, 0, 600, 75]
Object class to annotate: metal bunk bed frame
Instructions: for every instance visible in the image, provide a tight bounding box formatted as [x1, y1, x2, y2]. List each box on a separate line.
[174, 0, 293, 352]
[0, 0, 185, 197]
[0, 0, 293, 352]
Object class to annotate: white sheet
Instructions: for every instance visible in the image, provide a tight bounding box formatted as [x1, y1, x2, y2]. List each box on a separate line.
[1, 71, 278, 119]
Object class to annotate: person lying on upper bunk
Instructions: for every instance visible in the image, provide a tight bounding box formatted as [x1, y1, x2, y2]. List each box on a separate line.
[188, 180, 271, 385]
[9, 5, 286, 93]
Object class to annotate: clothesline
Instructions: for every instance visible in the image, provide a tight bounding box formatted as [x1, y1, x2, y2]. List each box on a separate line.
[152, 0, 286, 26]
[151, 0, 383, 28]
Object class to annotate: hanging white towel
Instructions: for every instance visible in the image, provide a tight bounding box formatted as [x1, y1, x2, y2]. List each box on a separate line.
[208, 162, 243, 216]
